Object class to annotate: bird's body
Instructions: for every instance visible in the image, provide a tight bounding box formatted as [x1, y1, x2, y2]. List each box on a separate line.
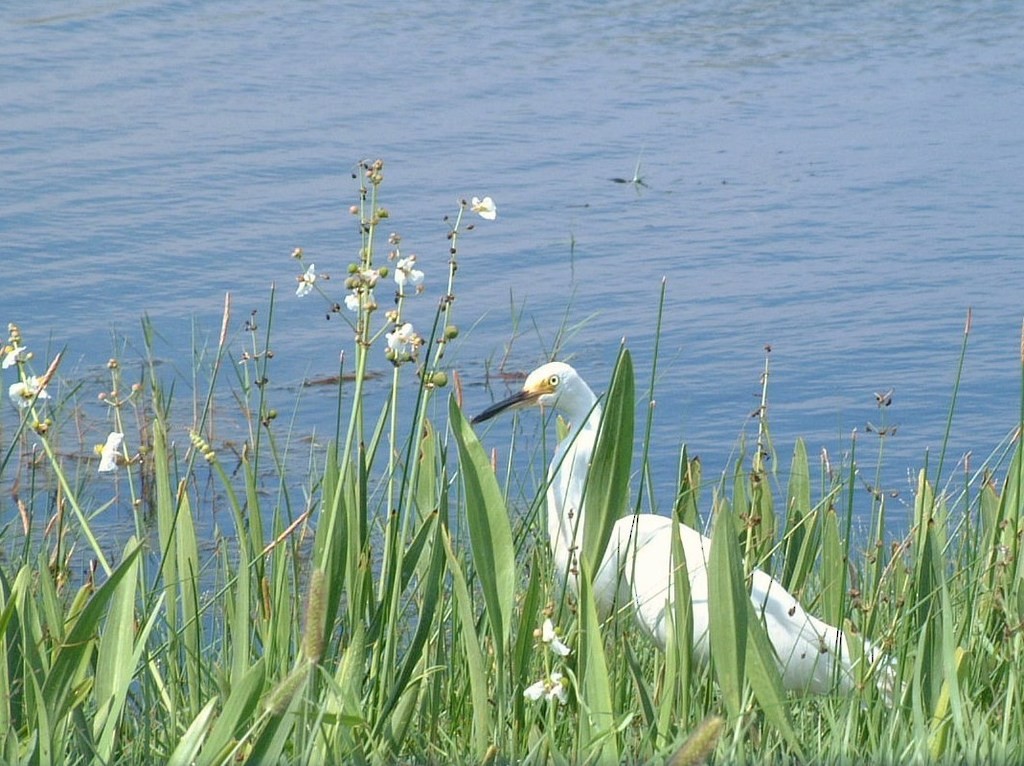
[474, 361, 885, 697]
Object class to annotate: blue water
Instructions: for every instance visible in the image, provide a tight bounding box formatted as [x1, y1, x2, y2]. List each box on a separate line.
[3, 1, 1024, 541]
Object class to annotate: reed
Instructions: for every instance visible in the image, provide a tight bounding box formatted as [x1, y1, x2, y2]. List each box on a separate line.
[2, 162, 1024, 764]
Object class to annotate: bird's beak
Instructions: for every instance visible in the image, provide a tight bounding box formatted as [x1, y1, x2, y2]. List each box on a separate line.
[471, 388, 541, 425]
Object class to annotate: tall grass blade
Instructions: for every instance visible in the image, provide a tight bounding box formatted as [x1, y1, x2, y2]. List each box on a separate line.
[167, 698, 219, 766]
[312, 445, 352, 653]
[673, 446, 702, 530]
[315, 622, 369, 761]
[442, 528, 492, 758]
[660, 514, 694, 739]
[511, 547, 546, 751]
[577, 559, 618, 764]
[196, 657, 266, 766]
[373, 513, 444, 741]
[625, 639, 658, 739]
[247, 670, 308, 766]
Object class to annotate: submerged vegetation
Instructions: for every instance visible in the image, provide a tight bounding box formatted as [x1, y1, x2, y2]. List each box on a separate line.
[3, 160, 1024, 764]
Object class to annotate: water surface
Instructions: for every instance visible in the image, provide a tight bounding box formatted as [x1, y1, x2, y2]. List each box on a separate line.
[3, 1, 1023, 540]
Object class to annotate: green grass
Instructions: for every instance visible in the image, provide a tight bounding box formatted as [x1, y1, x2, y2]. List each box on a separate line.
[2, 160, 1024, 764]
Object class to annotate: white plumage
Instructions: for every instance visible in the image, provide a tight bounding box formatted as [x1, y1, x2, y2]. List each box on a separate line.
[474, 361, 886, 696]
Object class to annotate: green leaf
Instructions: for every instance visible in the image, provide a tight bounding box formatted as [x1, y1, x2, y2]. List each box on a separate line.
[42, 544, 144, 723]
[449, 395, 516, 670]
[929, 646, 968, 760]
[93, 537, 148, 759]
[820, 503, 843, 626]
[708, 498, 747, 719]
[744, 602, 805, 759]
[582, 349, 634, 577]
[781, 439, 811, 590]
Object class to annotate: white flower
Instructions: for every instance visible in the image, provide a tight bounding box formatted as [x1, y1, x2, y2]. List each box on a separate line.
[344, 293, 361, 312]
[296, 264, 317, 297]
[9, 376, 51, 409]
[386, 322, 421, 356]
[394, 255, 424, 292]
[359, 268, 381, 287]
[98, 432, 125, 473]
[2, 345, 26, 369]
[541, 619, 571, 657]
[524, 672, 568, 704]
[470, 196, 497, 220]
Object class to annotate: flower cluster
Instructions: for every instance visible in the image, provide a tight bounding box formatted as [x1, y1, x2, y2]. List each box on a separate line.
[384, 320, 423, 365]
[394, 255, 424, 295]
[8, 375, 51, 409]
[291, 178, 497, 374]
[523, 616, 572, 706]
[93, 356, 144, 474]
[3, 324, 52, 411]
[344, 267, 381, 313]
[2, 343, 28, 370]
[539, 617, 571, 656]
[524, 671, 568, 705]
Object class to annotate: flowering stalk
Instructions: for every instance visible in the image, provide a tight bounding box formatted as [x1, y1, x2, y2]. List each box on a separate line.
[396, 198, 479, 538]
[340, 159, 385, 472]
[97, 356, 145, 530]
[383, 233, 425, 516]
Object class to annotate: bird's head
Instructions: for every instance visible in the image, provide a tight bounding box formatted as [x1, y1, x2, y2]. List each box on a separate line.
[472, 361, 596, 425]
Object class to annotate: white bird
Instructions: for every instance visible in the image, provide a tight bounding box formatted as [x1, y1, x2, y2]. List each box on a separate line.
[473, 360, 886, 696]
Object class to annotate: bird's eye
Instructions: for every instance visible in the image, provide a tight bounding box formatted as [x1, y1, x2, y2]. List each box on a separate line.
[548, 374, 560, 387]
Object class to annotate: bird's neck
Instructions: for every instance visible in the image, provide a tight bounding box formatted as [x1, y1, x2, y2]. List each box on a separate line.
[546, 400, 602, 586]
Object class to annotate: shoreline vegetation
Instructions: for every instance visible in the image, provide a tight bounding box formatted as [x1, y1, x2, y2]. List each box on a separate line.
[3, 160, 1024, 763]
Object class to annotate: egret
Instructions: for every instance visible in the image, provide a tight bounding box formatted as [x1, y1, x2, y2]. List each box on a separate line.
[473, 361, 886, 696]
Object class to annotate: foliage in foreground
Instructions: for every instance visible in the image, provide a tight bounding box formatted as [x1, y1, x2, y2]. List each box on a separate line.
[3, 162, 1024, 764]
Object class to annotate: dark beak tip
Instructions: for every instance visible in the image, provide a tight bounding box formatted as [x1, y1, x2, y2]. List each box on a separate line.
[470, 390, 534, 426]
[470, 403, 505, 426]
